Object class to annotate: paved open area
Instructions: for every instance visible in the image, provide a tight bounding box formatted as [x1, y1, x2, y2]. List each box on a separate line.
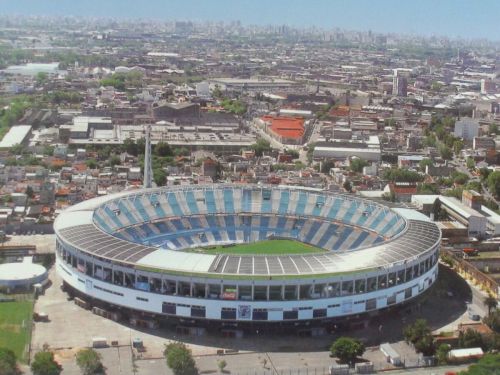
[4, 234, 55, 253]
[26, 263, 488, 374]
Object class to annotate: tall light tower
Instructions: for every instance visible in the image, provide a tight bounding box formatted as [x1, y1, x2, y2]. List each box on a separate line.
[143, 124, 153, 189]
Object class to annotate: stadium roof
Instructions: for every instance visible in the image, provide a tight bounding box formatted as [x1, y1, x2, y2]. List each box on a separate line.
[55, 186, 440, 279]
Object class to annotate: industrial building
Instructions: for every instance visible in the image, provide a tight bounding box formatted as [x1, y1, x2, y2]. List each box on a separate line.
[313, 135, 381, 162]
[0, 125, 32, 149]
[258, 116, 305, 145]
[209, 78, 299, 93]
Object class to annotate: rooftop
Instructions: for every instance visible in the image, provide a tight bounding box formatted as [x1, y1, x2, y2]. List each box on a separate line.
[0, 125, 32, 149]
[262, 116, 305, 140]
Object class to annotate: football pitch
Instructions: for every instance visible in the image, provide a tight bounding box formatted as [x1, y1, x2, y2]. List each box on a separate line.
[0, 300, 33, 363]
[195, 239, 325, 255]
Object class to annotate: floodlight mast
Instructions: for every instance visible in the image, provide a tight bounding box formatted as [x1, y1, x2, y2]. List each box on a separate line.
[143, 124, 153, 189]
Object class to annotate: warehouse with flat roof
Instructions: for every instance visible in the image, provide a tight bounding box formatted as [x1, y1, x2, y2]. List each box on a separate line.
[0, 125, 32, 149]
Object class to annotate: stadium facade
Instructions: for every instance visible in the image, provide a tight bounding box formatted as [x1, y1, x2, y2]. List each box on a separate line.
[55, 185, 440, 325]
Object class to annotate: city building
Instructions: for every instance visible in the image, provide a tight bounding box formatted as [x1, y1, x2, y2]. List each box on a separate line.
[259, 116, 305, 145]
[313, 136, 381, 162]
[473, 137, 495, 150]
[392, 69, 408, 97]
[481, 78, 496, 94]
[209, 78, 298, 93]
[454, 118, 479, 141]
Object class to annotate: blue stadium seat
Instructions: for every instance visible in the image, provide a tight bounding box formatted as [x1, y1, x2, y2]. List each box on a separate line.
[223, 189, 235, 213]
[185, 191, 199, 215]
[332, 227, 353, 250]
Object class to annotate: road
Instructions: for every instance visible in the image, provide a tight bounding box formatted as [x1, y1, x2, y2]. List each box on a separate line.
[248, 118, 322, 166]
[248, 120, 286, 151]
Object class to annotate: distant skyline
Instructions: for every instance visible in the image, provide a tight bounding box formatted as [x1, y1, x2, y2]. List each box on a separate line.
[0, 0, 499, 41]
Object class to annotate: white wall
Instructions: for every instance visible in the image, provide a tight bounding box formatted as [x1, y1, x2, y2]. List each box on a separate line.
[57, 259, 438, 323]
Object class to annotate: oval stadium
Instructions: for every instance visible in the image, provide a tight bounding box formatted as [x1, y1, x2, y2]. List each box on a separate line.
[54, 185, 440, 328]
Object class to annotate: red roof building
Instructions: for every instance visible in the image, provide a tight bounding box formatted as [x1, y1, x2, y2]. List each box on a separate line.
[261, 116, 305, 145]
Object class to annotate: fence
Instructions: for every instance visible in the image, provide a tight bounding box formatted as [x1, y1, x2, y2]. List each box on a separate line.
[224, 358, 438, 375]
[227, 365, 436, 375]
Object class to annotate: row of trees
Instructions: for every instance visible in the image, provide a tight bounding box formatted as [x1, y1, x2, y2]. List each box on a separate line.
[164, 337, 366, 374]
[100, 71, 143, 91]
[0, 346, 104, 375]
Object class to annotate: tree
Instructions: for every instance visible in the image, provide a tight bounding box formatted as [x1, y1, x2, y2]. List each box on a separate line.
[487, 171, 500, 198]
[217, 359, 227, 373]
[479, 167, 491, 182]
[453, 139, 464, 156]
[414, 334, 436, 356]
[439, 144, 453, 160]
[98, 145, 113, 160]
[330, 337, 365, 365]
[26, 185, 34, 199]
[220, 98, 247, 115]
[419, 158, 433, 171]
[321, 160, 336, 174]
[484, 295, 498, 316]
[31, 350, 62, 375]
[436, 344, 450, 365]
[109, 155, 121, 167]
[423, 134, 437, 148]
[250, 139, 272, 157]
[11, 143, 26, 155]
[343, 181, 352, 193]
[403, 319, 431, 346]
[489, 123, 499, 135]
[154, 141, 172, 157]
[452, 171, 469, 185]
[75, 348, 104, 375]
[431, 81, 442, 92]
[136, 138, 146, 155]
[458, 329, 484, 349]
[484, 310, 500, 333]
[349, 158, 368, 173]
[383, 168, 423, 183]
[173, 147, 190, 157]
[43, 145, 54, 156]
[432, 199, 448, 221]
[460, 353, 500, 375]
[466, 181, 482, 193]
[286, 149, 300, 159]
[0, 348, 17, 375]
[86, 159, 98, 169]
[153, 168, 167, 186]
[403, 319, 436, 356]
[122, 138, 138, 156]
[466, 157, 476, 170]
[164, 342, 197, 375]
[36, 72, 48, 85]
[418, 183, 439, 195]
[306, 143, 316, 164]
[435, 124, 446, 140]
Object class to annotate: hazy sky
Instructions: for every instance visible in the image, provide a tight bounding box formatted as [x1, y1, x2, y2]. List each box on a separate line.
[0, 0, 498, 40]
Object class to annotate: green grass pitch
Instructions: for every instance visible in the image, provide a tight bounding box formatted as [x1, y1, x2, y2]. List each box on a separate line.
[0, 300, 34, 363]
[193, 239, 325, 255]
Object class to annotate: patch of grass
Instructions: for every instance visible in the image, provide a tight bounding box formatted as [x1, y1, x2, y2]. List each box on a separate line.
[0, 300, 34, 363]
[190, 239, 326, 255]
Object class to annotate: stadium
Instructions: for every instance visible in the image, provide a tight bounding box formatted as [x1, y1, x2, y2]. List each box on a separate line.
[54, 185, 440, 328]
